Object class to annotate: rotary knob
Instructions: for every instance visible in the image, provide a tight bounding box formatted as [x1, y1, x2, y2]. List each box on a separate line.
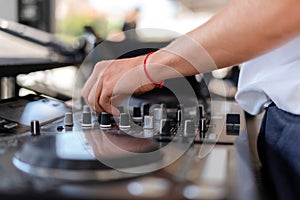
[196, 105, 204, 120]
[142, 103, 150, 116]
[160, 103, 167, 119]
[144, 115, 154, 129]
[99, 112, 112, 129]
[184, 120, 195, 137]
[160, 119, 172, 136]
[153, 108, 163, 131]
[153, 108, 163, 121]
[132, 107, 142, 123]
[82, 111, 92, 127]
[119, 113, 131, 130]
[83, 105, 91, 113]
[64, 112, 73, 126]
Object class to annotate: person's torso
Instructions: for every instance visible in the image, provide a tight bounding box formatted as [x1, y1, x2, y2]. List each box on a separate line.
[235, 36, 300, 115]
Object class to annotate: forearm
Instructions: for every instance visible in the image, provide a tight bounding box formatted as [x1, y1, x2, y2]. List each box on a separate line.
[148, 0, 300, 82]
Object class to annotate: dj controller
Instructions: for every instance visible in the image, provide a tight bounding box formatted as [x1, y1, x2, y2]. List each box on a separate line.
[0, 94, 247, 200]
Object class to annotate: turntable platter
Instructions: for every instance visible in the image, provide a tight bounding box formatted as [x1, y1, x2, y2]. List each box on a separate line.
[13, 132, 164, 181]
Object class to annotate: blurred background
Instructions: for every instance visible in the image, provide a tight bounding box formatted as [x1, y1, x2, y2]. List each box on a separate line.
[0, 0, 238, 100]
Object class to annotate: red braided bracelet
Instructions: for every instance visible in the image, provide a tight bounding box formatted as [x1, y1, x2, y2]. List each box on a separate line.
[143, 52, 164, 88]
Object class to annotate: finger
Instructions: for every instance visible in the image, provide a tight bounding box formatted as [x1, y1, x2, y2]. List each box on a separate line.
[87, 84, 104, 113]
[99, 89, 119, 115]
[90, 76, 107, 113]
[82, 62, 107, 102]
[99, 88, 111, 112]
[82, 71, 99, 101]
[82, 76, 96, 98]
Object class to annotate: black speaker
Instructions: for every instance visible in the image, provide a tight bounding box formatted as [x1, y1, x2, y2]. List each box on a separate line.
[18, 0, 54, 32]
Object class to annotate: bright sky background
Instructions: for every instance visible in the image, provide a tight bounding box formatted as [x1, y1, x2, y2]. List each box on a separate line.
[88, 0, 214, 36]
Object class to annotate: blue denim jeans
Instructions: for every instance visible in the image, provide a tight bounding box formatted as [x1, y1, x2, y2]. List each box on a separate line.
[258, 104, 300, 200]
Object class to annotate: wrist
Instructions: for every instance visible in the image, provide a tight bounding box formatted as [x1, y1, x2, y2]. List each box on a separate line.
[143, 52, 164, 88]
[143, 51, 193, 84]
[161, 34, 217, 75]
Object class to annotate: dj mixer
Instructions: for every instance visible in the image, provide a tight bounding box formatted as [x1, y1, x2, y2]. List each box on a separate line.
[0, 94, 248, 200]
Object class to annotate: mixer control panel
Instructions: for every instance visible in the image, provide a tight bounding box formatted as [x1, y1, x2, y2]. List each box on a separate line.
[0, 94, 249, 200]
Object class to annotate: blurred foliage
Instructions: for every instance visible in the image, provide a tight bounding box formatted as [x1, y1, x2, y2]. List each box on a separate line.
[55, 14, 123, 42]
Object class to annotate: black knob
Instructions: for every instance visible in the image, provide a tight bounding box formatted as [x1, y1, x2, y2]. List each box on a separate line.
[196, 105, 204, 119]
[160, 104, 167, 119]
[133, 107, 141, 117]
[160, 119, 172, 136]
[100, 112, 111, 129]
[132, 107, 142, 123]
[31, 120, 40, 136]
[142, 103, 150, 116]
[119, 113, 131, 129]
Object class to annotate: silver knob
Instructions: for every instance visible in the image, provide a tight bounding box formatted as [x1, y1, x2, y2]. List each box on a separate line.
[153, 108, 163, 121]
[144, 115, 154, 129]
[64, 112, 73, 126]
[119, 113, 131, 130]
[82, 112, 92, 127]
[184, 120, 195, 137]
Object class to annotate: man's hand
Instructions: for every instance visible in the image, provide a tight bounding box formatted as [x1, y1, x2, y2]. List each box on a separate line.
[82, 56, 155, 115]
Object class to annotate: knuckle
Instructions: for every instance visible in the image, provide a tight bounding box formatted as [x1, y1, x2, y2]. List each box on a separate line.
[94, 60, 108, 71]
[93, 61, 104, 73]
[87, 95, 94, 107]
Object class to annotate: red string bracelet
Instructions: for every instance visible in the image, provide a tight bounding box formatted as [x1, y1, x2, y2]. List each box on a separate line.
[143, 52, 164, 88]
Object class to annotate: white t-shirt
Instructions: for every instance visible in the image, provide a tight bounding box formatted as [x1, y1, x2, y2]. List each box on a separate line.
[235, 36, 300, 115]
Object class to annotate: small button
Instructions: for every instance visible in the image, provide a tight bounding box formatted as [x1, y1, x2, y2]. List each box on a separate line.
[233, 124, 240, 131]
[226, 124, 234, 131]
[226, 114, 240, 124]
[57, 126, 64, 132]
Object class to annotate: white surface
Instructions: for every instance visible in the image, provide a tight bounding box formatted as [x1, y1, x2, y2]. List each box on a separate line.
[201, 148, 228, 184]
[236, 35, 300, 115]
[0, 0, 17, 21]
[0, 31, 49, 58]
